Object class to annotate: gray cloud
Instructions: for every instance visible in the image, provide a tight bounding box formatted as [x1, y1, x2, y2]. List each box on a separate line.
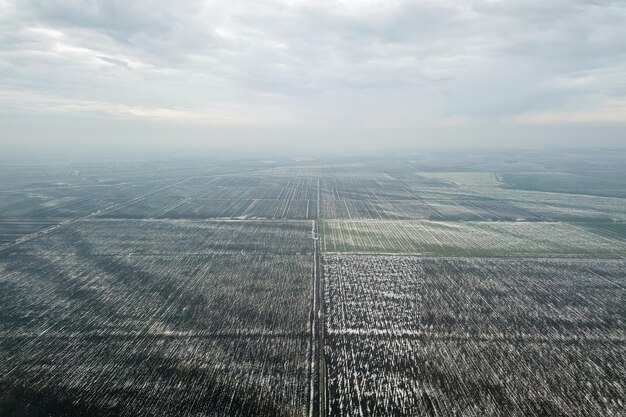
[1, 0, 625, 149]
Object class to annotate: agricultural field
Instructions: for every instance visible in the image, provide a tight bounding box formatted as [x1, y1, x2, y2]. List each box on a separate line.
[501, 172, 626, 198]
[0, 159, 212, 246]
[465, 187, 626, 222]
[0, 219, 60, 245]
[314, 167, 626, 222]
[0, 219, 315, 416]
[321, 220, 626, 257]
[1, 149, 625, 416]
[118, 198, 316, 220]
[417, 171, 503, 187]
[323, 255, 625, 416]
[102, 171, 319, 220]
[582, 222, 626, 241]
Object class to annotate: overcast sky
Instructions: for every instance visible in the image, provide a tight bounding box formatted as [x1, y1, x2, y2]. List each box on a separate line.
[1, 0, 625, 151]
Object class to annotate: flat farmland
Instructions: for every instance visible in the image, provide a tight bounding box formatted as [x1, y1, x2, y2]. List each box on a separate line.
[103, 171, 319, 220]
[501, 172, 626, 198]
[416, 171, 503, 187]
[319, 197, 547, 221]
[315, 168, 626, 222]
[0, 161, 213, 247]
[321, 220, 626, 257]
[2, 151, 626, 416]
[104, 197, 316, 220]
[0, 219, 61, 245]
[467, 188, 626, 222]
[0, 219, 315, 416]
[323, 255, 626, 416]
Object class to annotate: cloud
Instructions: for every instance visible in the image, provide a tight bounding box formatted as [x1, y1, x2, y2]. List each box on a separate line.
[1, 0, 626, 148]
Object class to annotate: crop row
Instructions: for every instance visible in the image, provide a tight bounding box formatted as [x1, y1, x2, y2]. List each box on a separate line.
[0, 220, 315, 416]
[106, 198, 316, 220]
[321, 220, 626, 257]
[323, 255, 626, 416]
[13, 219, 314, 256]
[320, 188, 626, 222]
[3, 164, 624, 225]
[325, 335, 624, 417]
[467, 187, 626, 222]
[0, 219, 61, 245]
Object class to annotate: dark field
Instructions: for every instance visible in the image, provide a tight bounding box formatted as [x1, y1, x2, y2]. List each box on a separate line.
[1, 220, 314, 417]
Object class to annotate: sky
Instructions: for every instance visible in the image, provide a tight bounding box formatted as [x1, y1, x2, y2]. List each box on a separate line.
[1, 0, 625, 152]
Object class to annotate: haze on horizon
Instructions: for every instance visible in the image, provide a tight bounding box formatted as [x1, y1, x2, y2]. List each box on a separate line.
[1, 0, 625, 152]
